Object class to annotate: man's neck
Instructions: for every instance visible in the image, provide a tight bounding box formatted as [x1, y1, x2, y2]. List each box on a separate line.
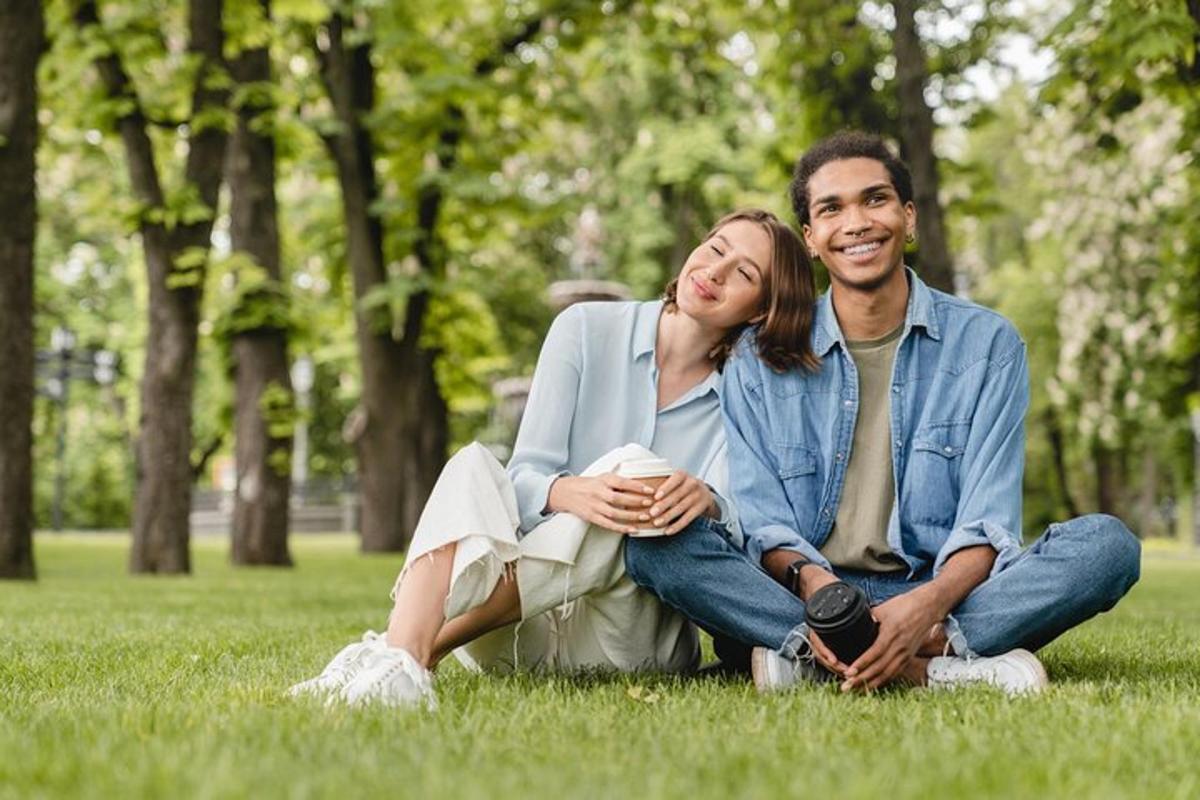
[831, 266, 910, 341]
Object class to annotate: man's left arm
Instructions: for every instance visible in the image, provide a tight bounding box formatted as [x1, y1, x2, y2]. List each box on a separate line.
[842, 336, 1029, 691]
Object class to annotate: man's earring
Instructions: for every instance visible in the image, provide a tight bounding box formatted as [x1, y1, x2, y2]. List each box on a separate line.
[905, 231, 916, 244]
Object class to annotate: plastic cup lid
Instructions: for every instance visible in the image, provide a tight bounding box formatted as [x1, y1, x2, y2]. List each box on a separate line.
[806, 582, 868, 627]
[616, 457, 674, 478]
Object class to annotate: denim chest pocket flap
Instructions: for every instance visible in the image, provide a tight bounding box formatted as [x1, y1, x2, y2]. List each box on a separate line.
[912, 420, 970, 459]
[775, 443, 818, 479]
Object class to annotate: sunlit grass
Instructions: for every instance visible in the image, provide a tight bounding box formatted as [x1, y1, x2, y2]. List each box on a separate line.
[1, 534, 1198, 799]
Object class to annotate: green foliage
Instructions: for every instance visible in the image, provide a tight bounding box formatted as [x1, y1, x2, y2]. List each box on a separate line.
[30, 0, 1197, 542]
[210, 253, 293, 338]
[258, 381, 297, 477]
[420, 286, 511, 448]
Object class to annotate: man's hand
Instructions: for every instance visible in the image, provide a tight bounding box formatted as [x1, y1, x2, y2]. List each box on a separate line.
[644, 470, 718, 536]
[546, 474, 655, 533]
[841, 545, 997, 691]
[840, 587, 942, 692]
[808, 630, 851, 677]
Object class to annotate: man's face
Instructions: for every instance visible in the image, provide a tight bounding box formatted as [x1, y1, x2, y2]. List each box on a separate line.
[802, 157, 915, 294]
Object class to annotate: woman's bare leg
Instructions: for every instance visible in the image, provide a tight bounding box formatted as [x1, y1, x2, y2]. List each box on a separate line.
[385, 544, 457, 666]
[428, 570, 522, 667]
[386, 544, 524, 669]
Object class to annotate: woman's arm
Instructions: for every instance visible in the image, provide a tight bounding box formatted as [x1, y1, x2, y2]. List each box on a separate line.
[507, 306, 587, 532]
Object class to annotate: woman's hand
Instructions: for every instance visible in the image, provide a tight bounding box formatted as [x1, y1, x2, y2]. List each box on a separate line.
[545, 474, 655, 533]
[645, 470, 719, 535]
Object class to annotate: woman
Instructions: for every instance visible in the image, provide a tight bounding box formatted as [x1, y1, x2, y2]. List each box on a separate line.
[290, 209, 817, 708]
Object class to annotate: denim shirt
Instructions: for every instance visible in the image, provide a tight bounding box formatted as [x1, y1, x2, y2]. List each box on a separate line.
[721, 269, 1028, 579]
[507, 301, 735, 535]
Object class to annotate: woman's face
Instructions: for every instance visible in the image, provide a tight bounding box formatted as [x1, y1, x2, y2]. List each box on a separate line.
[675, 218, 772, 330]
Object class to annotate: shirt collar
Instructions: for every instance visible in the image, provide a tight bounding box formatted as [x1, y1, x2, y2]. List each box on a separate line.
[634, 300, 664, 361]
[811, 267, 941, 357]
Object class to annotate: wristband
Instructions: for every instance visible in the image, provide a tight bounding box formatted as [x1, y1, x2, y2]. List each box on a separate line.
[784, 556, 812, 597]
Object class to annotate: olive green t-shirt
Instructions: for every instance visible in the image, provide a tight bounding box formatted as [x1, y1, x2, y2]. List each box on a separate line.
[819, 323, 907, 572]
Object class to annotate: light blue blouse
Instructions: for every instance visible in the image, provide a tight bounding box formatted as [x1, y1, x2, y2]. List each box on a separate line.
[506, 301, 734, 535]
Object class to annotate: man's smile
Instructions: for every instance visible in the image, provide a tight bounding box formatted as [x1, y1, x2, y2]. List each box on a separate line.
[834, 237, 886, 263]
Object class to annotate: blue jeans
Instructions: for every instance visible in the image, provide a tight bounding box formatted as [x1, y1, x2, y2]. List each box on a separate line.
[625, 514, 1140, 660]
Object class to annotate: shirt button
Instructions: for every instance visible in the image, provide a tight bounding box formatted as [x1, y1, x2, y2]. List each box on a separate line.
[894, 440, 902, 448]
[943, 446, 954, 454]
[843, 399, 853, 408]
[836, 452, 844, 462]
[892, 385, 900, 393]
[822, 508, 831, 517]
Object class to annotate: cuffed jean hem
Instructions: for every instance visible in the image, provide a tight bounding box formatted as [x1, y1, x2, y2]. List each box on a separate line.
[779, 622, 811, 661]
[942, 614, 972, 658]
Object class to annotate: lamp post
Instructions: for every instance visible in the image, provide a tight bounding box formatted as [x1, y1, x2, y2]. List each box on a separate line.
[35, 327, 120, 531]
[290, 356, 314, 506]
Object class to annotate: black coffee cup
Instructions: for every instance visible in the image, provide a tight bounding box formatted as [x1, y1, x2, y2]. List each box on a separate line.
[804, 581, 879, 665]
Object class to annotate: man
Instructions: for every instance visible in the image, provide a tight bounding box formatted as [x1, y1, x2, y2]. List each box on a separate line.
[624, 130, 1140, 694]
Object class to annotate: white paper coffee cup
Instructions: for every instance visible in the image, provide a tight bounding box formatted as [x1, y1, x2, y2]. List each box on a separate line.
[616, 457, 674, 537]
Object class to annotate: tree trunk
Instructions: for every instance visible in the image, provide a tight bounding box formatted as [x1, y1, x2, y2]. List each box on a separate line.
[1187, 0, 1200, 549]
[892, 0, 955, 294]
[1193, 406, 1200, 549]
[76, 0, 230, 573]
[227, 4, 293, 566]
[1132, 449, 1159, 538]
[314, 14, 441, 551]
[0, 0, 42, 580]
[1094, 444, 1121, 518]
[315, 10, 556, 550]
[1043, 408, 1080, 519]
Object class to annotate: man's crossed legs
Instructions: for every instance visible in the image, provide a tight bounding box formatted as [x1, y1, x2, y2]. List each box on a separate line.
[625, 514, 1140, 692]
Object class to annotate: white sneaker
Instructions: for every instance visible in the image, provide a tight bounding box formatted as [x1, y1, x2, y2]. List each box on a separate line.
[751, 646, 834, 693]
[340, 646, 437, 710]
[926, 649, 1048, 696]
[288, 631, 386, 698]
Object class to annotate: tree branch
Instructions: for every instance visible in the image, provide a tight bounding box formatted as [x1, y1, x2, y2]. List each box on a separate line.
[73, 0, 164, 209]
[181, 0, 230, 214]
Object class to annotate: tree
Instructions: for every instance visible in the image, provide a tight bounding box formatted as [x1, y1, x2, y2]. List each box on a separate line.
[891, 0, 954, 292]
[311, 2, 582, 551]
[73, 0, 231, 572]
[0, 0, 43, 580]
[1042, 0, 1200, 541]
[224, 0, 293, 565]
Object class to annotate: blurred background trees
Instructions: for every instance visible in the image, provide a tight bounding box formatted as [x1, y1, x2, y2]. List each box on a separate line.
[3, 0, 1197, 577]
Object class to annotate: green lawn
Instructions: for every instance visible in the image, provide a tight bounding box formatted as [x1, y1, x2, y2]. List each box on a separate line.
[2, 535, 1198, 800]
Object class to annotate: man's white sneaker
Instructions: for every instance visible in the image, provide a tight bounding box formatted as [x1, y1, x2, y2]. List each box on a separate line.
[288, 630, 386, 698]
[751, 646, 834, 693]
[926, 648, 1048, 696]
[340, 646, 438, 710]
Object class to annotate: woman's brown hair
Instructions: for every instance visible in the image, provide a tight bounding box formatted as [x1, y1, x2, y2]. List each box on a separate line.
[662, 209, 820, 373]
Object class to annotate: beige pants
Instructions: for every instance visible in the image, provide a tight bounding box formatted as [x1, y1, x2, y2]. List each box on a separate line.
[395, 443, 699, 674]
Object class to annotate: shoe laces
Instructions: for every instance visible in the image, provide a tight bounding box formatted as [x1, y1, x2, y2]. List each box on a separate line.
[372, 649, 436, 702]
[324, 631, 383, 680]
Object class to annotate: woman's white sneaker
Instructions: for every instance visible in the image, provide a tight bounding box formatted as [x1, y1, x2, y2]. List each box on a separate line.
[926, 648, 1048, 696]
[340, 646, 438, 710]
[288, 630, 386, 697]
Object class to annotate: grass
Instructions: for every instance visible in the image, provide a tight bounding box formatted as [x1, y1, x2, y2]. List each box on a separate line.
[2, 534, 1199, 800]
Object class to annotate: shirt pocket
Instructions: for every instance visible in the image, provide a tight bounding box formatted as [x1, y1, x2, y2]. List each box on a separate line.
[775, 443, 818, 479]
[906, 421, 969, 527]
